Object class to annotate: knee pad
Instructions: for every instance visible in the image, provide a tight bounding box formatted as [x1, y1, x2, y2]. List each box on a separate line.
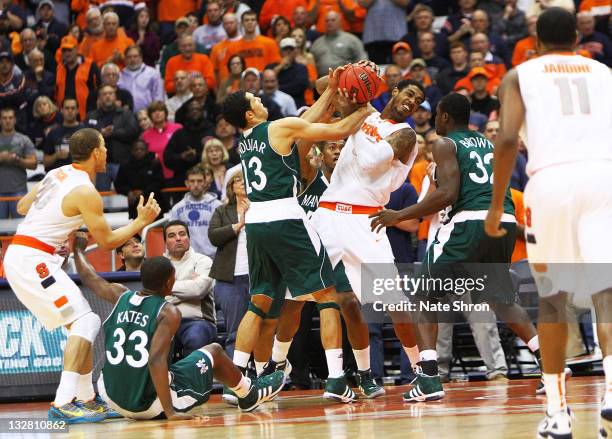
[248, 302, 266, 318]
[69, 312, 101, 343]
[316, 302, 340, 312]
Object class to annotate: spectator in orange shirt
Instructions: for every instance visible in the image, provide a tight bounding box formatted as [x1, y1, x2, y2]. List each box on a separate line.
[79, 7, 105, 59]
[90, 12, 135, 68]
[223, 11, 281, 73]
[210, 13, 242, 85]
[306, 0, 357, 34]
[512, 15, 538, 66]
[157, 0, 199, 44]
[165, 35, 216, 94]
[259, 0, 309, 35]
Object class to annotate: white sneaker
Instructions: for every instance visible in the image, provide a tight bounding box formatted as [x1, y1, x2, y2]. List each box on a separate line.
[537, 408, 573, 439]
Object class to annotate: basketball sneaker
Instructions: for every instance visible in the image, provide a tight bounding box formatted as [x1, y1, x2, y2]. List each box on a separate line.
[323, 375, 358, 403]
[48, 399, 107, 424]
[356, 369, 385, 399]
[81, 394, 123, 419]
[536, 368, 573, 395]
[222, 387, 239, 406]
[537, 408, 573, 439]
[600, 406, 612, 439]
[403, 373, 445, 402]
[261, 359, 293, 382]
[238, 370, 285, 412]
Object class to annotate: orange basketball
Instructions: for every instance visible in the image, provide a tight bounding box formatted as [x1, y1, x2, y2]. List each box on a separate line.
[339, 64, 380, 104]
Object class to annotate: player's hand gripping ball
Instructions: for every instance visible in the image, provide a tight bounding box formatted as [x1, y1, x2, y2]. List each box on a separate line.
[339, 63, 381, 105]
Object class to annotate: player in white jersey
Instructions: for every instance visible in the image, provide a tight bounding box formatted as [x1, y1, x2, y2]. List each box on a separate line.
[304, 77, 425, 389]
[3, 128, 160, 423]
[485, 8, 612, 439]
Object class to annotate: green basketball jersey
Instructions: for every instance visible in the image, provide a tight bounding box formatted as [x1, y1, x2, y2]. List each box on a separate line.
[238, 121, 300, 202]
[446, 129, 515, 218]
[298, 169, 329, 217]
[102, 291, 167, 413]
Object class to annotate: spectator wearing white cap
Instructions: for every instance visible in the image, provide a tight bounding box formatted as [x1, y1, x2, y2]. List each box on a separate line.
[266, 37, 310, 109]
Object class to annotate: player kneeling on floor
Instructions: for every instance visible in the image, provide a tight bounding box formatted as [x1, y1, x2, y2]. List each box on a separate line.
[72, 233, 284, 420]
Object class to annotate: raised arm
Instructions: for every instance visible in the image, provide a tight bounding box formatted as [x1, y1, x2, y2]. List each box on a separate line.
[370, 138, 460, 231]
[72, 187, 160, 251]
[72, 232, 128, 304]
[148, 304, 196, 421]
[485, 69, 523, 237]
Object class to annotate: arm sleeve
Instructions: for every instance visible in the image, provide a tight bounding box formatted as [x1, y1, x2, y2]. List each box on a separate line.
[171, 255, 214, 299]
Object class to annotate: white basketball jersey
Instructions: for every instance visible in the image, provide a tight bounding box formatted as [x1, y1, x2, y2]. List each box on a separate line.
[17, 165, 94, 248]
[516, 54, 612, 176]
[321, 112, 417, 207]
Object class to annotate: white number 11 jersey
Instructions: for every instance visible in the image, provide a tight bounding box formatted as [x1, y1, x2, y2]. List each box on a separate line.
[516, 53, 612, 176]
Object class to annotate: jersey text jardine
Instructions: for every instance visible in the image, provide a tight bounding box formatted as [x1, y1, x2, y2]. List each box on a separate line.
[239, 138, 267, 154]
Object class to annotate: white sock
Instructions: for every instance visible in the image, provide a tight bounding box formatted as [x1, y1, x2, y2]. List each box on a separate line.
[233, 350, 250, 369]
[271, 337, 292, 363]
[54, 371, 80, 406]
[255, 361, 266, 375]
[325, 349, 343, 378]
[543, 372, 567, 415]
[404, 345, 420, 369]
[527, 336, 540, 353]
[353, 347, 370, 372]
[230, 375, 252, 398]
[420, 349, 437, 362]
[76, 372, 95, 401]
[604, 355, 612, 407]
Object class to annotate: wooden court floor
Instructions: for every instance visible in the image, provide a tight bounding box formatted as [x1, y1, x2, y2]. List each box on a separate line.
[0, 376, 604, 438]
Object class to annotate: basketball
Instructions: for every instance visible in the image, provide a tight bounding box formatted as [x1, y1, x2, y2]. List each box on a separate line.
[339, 64, 380, 104]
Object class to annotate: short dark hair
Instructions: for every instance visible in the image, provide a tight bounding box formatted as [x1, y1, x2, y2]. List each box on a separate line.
[450, 41, 467, 52]
[163, 220, 190, 241]
[396, 79, 426, 101]
[140, 256, 174, 291]
[124, 44, 142, 57]
[147, 100, 167, 119]
[438, 93, 471, 126]
[222, 91, 251, 129]
[62, 98, 78, 108]
[242, 10, 257, 21]
[98, 84, 116, 97]
[537, 7, 576, 48]
[116, 234, 142, 253]
[186, 164, 207, 178]
[0, 107, 15, 117]
[69, 128, 102, 161]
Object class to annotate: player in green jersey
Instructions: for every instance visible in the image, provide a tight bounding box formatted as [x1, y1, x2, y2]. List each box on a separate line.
[72, 233, 284, 420]
[370, 93, 540, 402]
[221, 67, 371, 402]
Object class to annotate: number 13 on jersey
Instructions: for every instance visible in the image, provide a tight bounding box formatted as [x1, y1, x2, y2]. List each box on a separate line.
[241, 157, 267, 194]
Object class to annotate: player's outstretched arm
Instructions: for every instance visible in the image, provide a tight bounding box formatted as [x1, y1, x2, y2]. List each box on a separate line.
[16, 182, 40, 216]
[71, 186, 160, 251]
[149, 305, 198, 421]
[72, 232, 128, 304]
[485, 69, 524, 238]
[369, 138, 460, 232]
[273, 106, 372, 145]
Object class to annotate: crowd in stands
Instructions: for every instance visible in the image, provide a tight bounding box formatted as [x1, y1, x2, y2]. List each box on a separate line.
[0, 0, 607, 385]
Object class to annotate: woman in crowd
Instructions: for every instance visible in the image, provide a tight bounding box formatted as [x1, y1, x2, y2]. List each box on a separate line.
[216, 55, 245, 104]
[136, 109, 152, 131]
[271, 16, 292, 45]
[29, 96, 61, 150]
[201, 138, 229, 199]
[141, 101, 183, 187]
[291, 27, 318, 105]
[126, 5, 161, 67]
[208, 168, 250, 361]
